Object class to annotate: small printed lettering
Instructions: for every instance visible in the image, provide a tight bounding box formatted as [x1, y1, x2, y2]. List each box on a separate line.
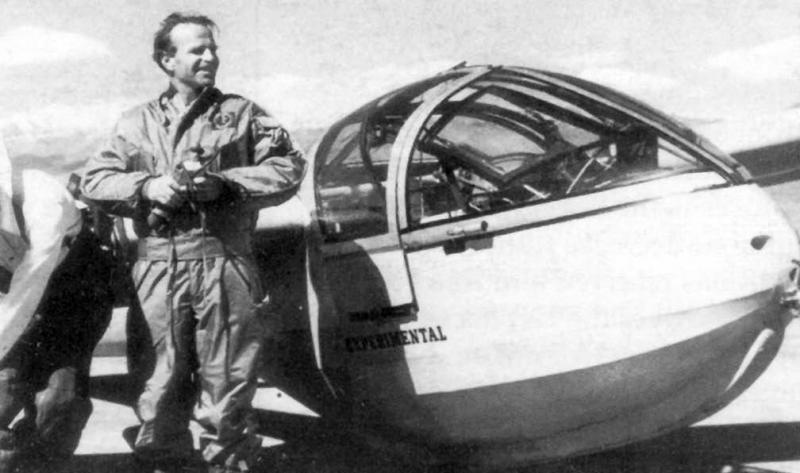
[345, 326, 449, 353]
[428, 327, 439, 342]
[349, 303, 417, 322]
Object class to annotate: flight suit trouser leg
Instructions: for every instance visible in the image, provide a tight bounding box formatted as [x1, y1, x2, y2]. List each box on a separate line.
[193, 255, 265, 470]
[133, 255, 265, 470]
[132, 259, 197, 464]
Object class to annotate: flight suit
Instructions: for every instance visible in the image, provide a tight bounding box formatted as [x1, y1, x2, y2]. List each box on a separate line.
[81, 86, 306, 469]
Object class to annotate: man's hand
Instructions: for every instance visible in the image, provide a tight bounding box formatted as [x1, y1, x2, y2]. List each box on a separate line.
[143, 175, 184, 208]
[188, 174, 224, 202]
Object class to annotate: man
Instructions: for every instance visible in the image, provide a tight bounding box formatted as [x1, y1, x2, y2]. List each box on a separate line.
[81, 12, 306, 473]
[0, 133, 114, 472]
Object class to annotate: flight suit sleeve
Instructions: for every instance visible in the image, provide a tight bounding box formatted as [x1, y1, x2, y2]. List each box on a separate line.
[81, 119, 153, 217]
[217, 104, 306, 210]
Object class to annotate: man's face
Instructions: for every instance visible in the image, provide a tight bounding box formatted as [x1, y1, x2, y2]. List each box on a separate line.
[162, 23, 219, 91]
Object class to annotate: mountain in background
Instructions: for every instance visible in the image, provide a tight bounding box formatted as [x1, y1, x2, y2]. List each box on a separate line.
[291, 127, 325, 153]
[8, 126, 326, 183]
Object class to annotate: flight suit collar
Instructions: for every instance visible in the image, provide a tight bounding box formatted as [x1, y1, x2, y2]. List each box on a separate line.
[157, 86, 223, 150]
[156, 86, 222, 128]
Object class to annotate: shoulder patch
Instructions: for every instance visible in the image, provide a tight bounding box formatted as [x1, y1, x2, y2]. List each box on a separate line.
[220, 92, 246, 101]
[254, 115, 282, 129]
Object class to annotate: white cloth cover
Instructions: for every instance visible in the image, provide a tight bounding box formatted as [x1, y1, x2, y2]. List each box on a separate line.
[0, 133, 82, 359]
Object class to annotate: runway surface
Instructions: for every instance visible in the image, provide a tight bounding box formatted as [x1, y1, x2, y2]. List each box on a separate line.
[64, 179, 800, 472]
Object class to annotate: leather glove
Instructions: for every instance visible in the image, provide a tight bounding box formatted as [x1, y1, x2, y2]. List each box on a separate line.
[188, 174, 225, 202]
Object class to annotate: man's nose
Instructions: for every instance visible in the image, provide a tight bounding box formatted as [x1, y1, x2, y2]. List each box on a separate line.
[202, 48, 217, 63]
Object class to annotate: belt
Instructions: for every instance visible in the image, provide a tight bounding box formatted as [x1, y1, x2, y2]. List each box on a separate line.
[136, 234, 251, 261]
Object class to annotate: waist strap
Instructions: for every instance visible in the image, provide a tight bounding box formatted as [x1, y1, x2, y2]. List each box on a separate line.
[137, 234, 251, 261]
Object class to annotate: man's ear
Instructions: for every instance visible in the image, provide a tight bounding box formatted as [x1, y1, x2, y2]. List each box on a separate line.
[160, 52, 175, 74]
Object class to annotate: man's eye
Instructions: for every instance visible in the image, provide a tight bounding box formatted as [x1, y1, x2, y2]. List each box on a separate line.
[191, 47, 216, 56]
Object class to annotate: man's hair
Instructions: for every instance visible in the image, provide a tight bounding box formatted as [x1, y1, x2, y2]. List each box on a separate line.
[152, 12, 217, 71]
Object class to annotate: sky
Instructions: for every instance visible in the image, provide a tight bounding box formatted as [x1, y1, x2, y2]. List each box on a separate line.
[0, 0, 799, 160]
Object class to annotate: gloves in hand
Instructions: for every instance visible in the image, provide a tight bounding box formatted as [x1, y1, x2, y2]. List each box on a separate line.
[188, 174, 225, 203]
[142, 175, 184, 208]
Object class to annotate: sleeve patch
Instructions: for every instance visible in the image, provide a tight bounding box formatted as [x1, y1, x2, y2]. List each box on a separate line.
[254, 115, 282, 129]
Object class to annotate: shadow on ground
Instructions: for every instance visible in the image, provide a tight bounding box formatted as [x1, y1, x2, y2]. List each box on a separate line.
[525, 423, 800, 473]
[84, 370, 800, 472]
[62, 402, 800, 473]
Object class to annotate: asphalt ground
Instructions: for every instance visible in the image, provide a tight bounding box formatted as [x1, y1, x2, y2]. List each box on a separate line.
[61, 179, 800, 473]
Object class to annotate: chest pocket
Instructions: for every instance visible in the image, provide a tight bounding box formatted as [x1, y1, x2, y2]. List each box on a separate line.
[217, 134, 250, 169]
[196, 121, 248, 171]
